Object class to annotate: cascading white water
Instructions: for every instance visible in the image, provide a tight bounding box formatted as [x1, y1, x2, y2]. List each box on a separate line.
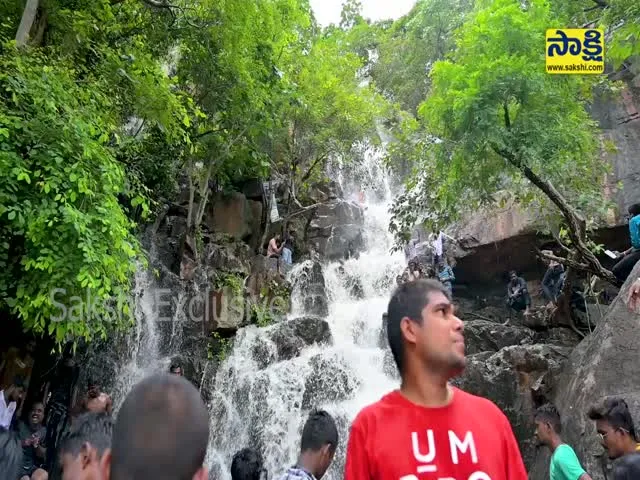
[205, 146, 405, 480]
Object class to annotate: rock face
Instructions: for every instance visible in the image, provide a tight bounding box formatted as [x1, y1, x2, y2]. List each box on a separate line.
[453, 344, 573, 467]
[292, 261, 329, 317]
[463, 320, 535, 354]
[528, 262, 640, 480]
[307, 200, 365, 260]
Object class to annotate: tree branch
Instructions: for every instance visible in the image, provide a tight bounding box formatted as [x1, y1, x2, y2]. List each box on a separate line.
[15, 0, 40, 48]
[298, 153, 328, 186]
[492, 144, 619, 286]
[503, 102, 511, 129]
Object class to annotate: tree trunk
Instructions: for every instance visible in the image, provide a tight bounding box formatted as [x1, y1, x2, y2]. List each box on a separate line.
[15, 0, 40, 47]
[493, 145, 619, 286]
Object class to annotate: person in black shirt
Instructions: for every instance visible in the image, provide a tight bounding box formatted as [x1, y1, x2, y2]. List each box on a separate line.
[588, 397, 640, 480]
[17, 402, 48, 480]
[540, 252, 565, 307]
[507, 270, 531, 314]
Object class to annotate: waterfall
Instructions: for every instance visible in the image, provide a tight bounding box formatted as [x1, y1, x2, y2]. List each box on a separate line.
[205, 146, 405, 480]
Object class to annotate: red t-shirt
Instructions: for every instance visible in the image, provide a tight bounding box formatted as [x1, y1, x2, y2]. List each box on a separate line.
[344, 387, 528, 480]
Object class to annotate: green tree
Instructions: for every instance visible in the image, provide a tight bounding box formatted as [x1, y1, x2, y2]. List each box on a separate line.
[390, 0, 617, 284]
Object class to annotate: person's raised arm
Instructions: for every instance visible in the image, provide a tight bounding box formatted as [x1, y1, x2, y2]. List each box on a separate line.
[344, 420, 371, 480]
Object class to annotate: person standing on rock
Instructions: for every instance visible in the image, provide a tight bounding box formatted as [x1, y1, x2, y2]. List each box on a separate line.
[277, 409, 338, 480]
[344, 279, 527, 480]
[533, 403, 592, 480]
[588, 398, 640, 480]
[436, 260, 455, 297]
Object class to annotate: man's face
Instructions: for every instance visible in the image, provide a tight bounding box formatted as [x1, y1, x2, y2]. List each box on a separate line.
[171, 367, 182, 376]
[596, 419, 627, 459]
[402, 291, 465, 377]
[534, 420, 551, 447]
[30, 403, 45, 427]
[510, 273, 517, 282]
[10, 386, 24, 402]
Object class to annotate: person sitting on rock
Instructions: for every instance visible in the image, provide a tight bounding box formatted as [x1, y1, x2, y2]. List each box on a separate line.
[277, 410, 338, 480]
[282, 231, 295, 265]
[612, 203, 640, 284]
[507, 270, 531, 315]
[540, 251, 565, 308]
[405, 261, 422, 282]
[588, 397, 640, 479]
[534, 403, 592, 480]
[436, 260, 455, 297]
[59, 412, 113, 480]
[231, 447, 267, 480]
[17, 402, 48, 480]
[267, 234, 283, 259]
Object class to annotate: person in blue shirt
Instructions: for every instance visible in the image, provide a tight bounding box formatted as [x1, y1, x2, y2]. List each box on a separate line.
[436, 259, 455, 297]
[612, 203, 640, 284]
[534, 403, 592, 480]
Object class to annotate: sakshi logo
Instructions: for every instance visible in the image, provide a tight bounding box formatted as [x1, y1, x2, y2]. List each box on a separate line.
[545, 28, 605, 74]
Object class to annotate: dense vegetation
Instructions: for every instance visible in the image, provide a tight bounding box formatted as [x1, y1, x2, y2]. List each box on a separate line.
[1, 0, 638, 342]
[0, 0, 383, 343]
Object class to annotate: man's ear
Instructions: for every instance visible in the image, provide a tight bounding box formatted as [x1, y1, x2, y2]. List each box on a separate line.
[193, 465, 209, 480]
[99, 448, 112, 479]
[400, 317, 418, 345]
[80, 442, 96, 469]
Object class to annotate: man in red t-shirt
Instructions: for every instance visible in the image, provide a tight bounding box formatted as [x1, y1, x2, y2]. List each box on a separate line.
[344, 279, 528, 480]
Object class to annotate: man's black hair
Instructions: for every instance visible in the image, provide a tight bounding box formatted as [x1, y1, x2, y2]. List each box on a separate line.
[230, 448, 265, 480]
[509, 270, 517, 277]
[534, 403, 562, 434]
[170, 364, 181, 371]
[59, 412, 113, 458]
[588, 397, 637, 439]
[300, 410, 338, 453]
[0, 428, 23, 480]
[628, 203, 640, 217]
[110, 373, 209, 480]
[386, 279, 449, 374]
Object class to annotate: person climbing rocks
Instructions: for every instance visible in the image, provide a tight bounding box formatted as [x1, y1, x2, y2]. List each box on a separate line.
[588, 397, 640, 479]
[17, 402, 48, 480]
[277, 409, 338, 480]
[507, 270, 531, 315]
[344, 279, 527, 480]
[430, 228, 445, 266]
[59, 412, 113, 480]
[541, 251, 565, 308]
[534, 403, 592, 480]
[1, 380, 25, 431]
[404, 260, 422, 282]
[169, 363, 183, 376]
[282, 231, 295, 266]
[231, 448, 267, 480]
[267, 234, 283, 259]
[436, 259, 455, 297]
[106, 374, 210, 480]
[612, 203, 640, 284]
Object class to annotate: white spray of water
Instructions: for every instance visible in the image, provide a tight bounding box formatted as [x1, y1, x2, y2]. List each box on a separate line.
[205, 146, 405, 480]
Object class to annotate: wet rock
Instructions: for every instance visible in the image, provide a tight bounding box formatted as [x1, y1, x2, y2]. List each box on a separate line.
[301, 354, 361, 409]
[307, 200, 365, 260]
[528, 263, 640, 480]
[453, 344, 572, 468]
[533, 327, 582, 348]
[293, 261, 329, 317]
[204, 191, 262, 243]
[267, 316, 332, 362]
[463, 320, 534, 355]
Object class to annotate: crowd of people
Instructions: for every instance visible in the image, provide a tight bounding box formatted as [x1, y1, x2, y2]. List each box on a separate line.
[1, 279, 637, 480]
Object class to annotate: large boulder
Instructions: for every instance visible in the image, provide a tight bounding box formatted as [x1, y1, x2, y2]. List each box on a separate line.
[205, 191, 262, 243]
[301, 353, 361, 409]
[292, 261, 329, 317]
[264, 316, 332, 364]
[463, 320, 535, 354]
[528, 263, 640, 480]
[452, 344, 573, 468]
[307, 200, 364, 260]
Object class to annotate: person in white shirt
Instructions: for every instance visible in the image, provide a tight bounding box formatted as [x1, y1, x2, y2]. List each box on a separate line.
[0, 381, 25, 430]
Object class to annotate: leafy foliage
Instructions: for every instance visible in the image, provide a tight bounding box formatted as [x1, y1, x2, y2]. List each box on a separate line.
[389, 0, 612, 241]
